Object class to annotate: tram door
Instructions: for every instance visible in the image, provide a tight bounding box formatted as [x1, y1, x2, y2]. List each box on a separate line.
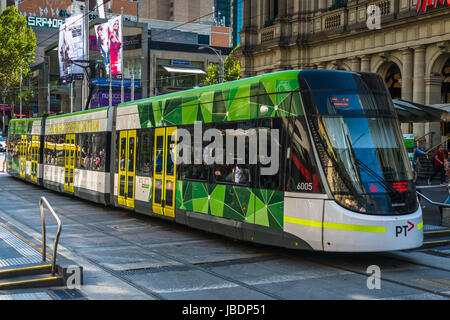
[152, 127, 177, 218]
[30, 136, 39, 183]
[118, 130, 137, 208]
[19, 135, 27, 178]
[64, 134, 75, 193]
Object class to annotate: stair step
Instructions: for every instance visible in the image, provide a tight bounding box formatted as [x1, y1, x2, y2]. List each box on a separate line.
[422, 237, 450, 247]
[0, 264, 52, 280]
[0, 273, 63, 290]
[424, 229, 450, 239]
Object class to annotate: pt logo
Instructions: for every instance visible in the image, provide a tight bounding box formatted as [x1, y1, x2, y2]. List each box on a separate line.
[395, 221, 415, 237]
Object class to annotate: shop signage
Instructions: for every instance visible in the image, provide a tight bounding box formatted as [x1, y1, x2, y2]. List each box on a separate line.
[171, 60, 191, 66]
[416, 0, 450, 13]
[27, 16, 64, 29]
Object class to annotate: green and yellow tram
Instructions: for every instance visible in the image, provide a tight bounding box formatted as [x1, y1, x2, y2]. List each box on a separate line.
[7, 70, 423, 252]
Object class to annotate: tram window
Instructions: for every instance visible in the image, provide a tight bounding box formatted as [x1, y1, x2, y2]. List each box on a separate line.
[128, 136, 135, 172]
[214, 121, 253, 187]
[258, 118, 283, 191]
[155, 136, 164, 174]
[26, 136, 31, 161]
[137, 129, 153, 176]
[119, 135, 127, 172]
[115, 133, 120, 174]
[91, 133, 106, 171]
[45, 135, 57, 166]
[285, 117, 324, 193]
[166, 134, 175, 176]
[165, 180, 174, 207]
[56, 135, 65, 167]
[79, 133, 92, 169]
[181, 125, 208, 182]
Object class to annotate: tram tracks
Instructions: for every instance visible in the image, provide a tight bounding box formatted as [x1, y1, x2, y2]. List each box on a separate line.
[0, 203, 286, 300]
[271, 248, 450, 299]
[9, 200, 450, 299]
[1, 182, 449, 300]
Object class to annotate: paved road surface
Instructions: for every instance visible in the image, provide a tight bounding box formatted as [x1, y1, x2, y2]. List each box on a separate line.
[0, 173, 449, 300]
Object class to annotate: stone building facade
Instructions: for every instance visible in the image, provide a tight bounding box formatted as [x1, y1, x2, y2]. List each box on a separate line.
[239, 0, 450, 148]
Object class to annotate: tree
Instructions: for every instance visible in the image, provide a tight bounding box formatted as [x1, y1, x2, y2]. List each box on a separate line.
[0, 6, 36, 118]
[203, 45, 242, 86]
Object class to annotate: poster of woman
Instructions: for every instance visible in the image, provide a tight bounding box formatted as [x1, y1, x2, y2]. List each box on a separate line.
[108, 16, 122, 79]
[58, 24, 72, 79]
[95, 23, 110, 75]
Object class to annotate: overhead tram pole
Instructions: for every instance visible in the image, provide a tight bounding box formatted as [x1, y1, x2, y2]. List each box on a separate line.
[198, 45, 223, 83]
[83, 1, 90, 111]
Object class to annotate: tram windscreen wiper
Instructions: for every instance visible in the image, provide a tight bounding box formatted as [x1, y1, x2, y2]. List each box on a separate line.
[355, 159, 400, 195]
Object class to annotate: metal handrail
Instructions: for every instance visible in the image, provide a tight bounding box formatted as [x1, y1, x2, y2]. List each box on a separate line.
[414, 131, 435, 143]
[425, 137, 450, 158]
[414, 131, 435, 149]
[39, 197, 62, 276]
[416, 190, 450, 208]
[417, 190, 450, 225]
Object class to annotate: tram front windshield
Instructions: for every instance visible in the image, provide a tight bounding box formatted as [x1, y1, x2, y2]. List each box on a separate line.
[304, 74, 418, 215]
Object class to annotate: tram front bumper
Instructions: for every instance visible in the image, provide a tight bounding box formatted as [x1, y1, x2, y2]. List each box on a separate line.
[322, 201, 423, 252]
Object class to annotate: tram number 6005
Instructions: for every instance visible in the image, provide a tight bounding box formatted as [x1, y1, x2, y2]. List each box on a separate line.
[297, 182, 313, 191]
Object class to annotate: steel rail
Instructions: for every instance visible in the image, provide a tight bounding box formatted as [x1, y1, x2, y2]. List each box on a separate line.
[39, 196, 62, 276]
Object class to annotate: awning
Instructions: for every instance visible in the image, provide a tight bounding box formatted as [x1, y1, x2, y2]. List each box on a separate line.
[162, 66, 206, 74]
[429, 104, 450, 122]
[392, 99, 447, 123]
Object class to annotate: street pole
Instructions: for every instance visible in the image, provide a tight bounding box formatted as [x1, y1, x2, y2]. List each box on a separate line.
[47, 57, 50, 115]
[70, 82, 73, 113]
[19, 66, 22, 118]
[131, 74, 135, 101]
[198, 46, 223, 83]
[83, 1, 89, 110]
[121, 14, 124, 104]
[109, 61, 112, 107]
[218, 50, 223, 84]
[2, 96, 5, 135]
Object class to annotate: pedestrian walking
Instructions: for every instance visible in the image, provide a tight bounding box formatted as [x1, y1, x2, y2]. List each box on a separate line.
[428, 145, 446, 185]
[445, 170, 450, 204]
[413, 145, 426, 183]
[1, 145, 6, 173]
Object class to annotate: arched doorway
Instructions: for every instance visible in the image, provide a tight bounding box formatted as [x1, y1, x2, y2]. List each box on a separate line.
[385, 64, 402, 99]
[441, 58, 450, 103]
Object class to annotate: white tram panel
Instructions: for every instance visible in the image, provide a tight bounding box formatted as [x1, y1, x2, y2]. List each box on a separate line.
[116, 104, 140, 131]
[322, 201, 423, 252]
[44, 110, 109, 195]
[135, 176, 152, 203]
[283, 193, 328, 251]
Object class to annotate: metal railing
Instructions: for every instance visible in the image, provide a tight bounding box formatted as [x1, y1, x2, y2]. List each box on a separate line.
[426, 137, 450, 158]
[414, 131, 435, 150]
[417, 190, 450, 225]
[39, 197, 62, 276]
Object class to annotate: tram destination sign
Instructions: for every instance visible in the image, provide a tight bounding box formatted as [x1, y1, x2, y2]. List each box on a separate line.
[48, 119, 101, 135]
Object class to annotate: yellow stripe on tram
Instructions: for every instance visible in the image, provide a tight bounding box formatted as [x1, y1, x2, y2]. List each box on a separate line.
[417, 221, 423, 231]
[284, 216, 386, 234]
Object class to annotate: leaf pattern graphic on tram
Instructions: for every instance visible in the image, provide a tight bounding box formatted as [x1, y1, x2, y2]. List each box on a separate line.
[134, 71, 303, 128]
[176, 180, 284, 230]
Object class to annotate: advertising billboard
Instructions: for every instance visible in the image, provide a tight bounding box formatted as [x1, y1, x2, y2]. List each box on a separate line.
[95, 16, 123, 80]
[58, 13, 86, 82]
